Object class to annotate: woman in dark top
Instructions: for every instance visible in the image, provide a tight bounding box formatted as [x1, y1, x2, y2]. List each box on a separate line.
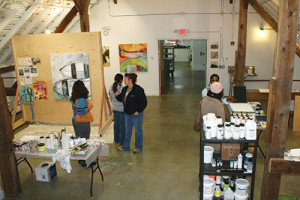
[115, 73, 147, 153]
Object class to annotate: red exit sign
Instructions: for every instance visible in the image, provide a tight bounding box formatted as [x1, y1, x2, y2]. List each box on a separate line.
[179, 29, 186, 35]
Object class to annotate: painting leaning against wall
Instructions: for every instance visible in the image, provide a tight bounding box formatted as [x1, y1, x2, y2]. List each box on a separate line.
[50, 53, 92, 100]
[119, 43, 147, 72]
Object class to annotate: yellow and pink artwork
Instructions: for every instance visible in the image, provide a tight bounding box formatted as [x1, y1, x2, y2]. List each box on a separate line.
[119, 43, 147, 72]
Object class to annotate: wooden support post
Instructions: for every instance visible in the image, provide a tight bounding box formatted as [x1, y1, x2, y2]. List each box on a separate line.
[73, 0, 91, 32]
[261, 0, 299, 199]
[0, 76, 22, 198]
[234, 0, 248, 86]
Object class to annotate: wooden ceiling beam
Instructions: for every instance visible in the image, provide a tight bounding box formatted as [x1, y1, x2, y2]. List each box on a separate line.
[73, 0, 82, 14]
[54, 6, 78, 33]
[248, 0, 278, 31]
[114, 0, 118, 4]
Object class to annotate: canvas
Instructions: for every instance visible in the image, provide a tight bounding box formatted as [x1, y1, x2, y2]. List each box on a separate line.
[119, 43, 147, 72]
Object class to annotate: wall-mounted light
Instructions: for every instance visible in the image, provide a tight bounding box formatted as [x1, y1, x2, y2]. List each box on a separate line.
[102, 26, 110, 36]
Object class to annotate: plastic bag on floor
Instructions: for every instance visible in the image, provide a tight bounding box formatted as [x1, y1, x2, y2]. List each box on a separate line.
[52, 149, 72, 173]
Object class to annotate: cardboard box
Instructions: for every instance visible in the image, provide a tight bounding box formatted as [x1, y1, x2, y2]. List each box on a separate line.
[221, 143, 240, 160]
[35, 161, 57, 182]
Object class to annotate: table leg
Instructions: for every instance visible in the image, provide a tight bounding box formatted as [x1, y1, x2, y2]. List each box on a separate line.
[257, 130, 266, 159]
[89, 157, 104, 197]
[17, 157, 33, 174]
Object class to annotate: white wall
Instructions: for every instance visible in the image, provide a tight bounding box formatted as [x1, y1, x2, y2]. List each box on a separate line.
[68, 0, 300, 96]
[174, 49, 189, 62]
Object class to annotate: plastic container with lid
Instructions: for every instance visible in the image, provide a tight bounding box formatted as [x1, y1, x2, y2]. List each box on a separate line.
[203, 178, 215, 195]
[217, 124, 223, 140]
[224, 187, 234, 200]
[239, 123, 245, 138]
[224, 124, 231, 139]
[234, 192, 249, 200]
[235, 178, 249, 196]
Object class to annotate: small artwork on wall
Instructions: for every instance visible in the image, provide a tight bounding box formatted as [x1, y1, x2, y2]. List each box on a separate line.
[20, 85, 33, 104]
[33, 81, 47, 99]
[119, 43, 147, 72]
[102, 46, 110, 67]
[211, 51, 218, 59]
[50, 53, 91, 100]
[211, 44, 219, 49]
[211, 61, 218, 68]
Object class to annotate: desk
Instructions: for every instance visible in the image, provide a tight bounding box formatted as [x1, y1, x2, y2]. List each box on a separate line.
[15, 145, 104, 197]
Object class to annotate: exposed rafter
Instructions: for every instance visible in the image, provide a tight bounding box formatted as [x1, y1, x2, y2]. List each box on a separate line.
[248, 0, 300, 57]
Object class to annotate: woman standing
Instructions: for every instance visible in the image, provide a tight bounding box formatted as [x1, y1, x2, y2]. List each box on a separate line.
[70, 80, 93, 139]
[115, 73, 147, 153]
[109, 74, 125, 145]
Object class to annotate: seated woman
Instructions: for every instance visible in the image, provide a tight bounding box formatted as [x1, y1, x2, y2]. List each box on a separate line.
[194, 82, 225, 131]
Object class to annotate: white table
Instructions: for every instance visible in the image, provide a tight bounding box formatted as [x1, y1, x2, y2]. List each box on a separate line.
[15, 145, 104, 197]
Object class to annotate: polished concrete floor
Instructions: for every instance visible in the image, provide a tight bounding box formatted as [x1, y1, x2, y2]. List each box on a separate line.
[12, 62, 300, 199]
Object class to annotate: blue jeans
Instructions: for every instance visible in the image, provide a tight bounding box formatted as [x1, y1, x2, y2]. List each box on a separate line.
[122, 112, 144, 150]
[113, 110, 125, 144]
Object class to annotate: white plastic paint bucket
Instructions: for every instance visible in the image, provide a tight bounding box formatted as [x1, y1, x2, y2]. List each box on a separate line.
[204, 146, 214, 163]
[203, 192, 214, 200]
[235, 178, 249, 196]
[234, 192, 249, 200]
[203, 178, 215, 195]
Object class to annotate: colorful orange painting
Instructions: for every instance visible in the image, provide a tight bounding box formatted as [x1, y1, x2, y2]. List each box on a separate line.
[119, 43, 147, 72]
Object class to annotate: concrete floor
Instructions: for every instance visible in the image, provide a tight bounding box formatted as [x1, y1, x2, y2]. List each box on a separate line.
[11, 62, 300, 199]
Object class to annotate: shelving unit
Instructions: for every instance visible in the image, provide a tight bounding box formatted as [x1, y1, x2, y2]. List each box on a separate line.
[163, 46, 175, 78]
[199, 131, 258, 200]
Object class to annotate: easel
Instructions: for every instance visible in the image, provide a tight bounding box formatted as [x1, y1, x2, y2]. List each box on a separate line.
[98, 87, 113, 136]
[11, 85, 26, 130]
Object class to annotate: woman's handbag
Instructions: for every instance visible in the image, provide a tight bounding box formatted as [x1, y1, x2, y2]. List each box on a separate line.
[75, 100, 94, 123]
[75, 111, 94, 123]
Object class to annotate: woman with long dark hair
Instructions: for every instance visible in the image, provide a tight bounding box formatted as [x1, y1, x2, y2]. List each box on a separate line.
[109, 74, 125, 145]
[70, 80, 93, 139]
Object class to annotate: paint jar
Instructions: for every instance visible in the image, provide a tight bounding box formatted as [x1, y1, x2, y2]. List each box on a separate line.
[204, 146, 214, 164]
[39, 136, 45, 144]
[233, 124, 240, 140]
[45, 136, 51, 149]
[239, 123, 245, 138]
[230, 122, 235, 138]
[206, 126, 212, 139]
[217, 124, 223, 140]
[38, 143, 46, 152]
[224, 124, 231, 139]
[244, 153, 253, 170]
[237, 153, 243, 169]
[216, 116, 223, 125]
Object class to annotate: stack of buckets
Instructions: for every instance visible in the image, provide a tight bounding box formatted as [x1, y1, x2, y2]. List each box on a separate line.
[202, 177, 249, 200]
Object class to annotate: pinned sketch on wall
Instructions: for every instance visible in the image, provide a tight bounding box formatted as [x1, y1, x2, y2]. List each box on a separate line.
[33, 81, 47, 99]
[102, 46, 110, 66]
[119, 43, 147, 72]
[50, 53, 91, 100]
[19, 67, 24, 76]
[211, 61, 218, 68]
[25, 75, 32, 84]
[20, 77, 25, 85]
[20, 85, 33, 104]
[30, 66, 38, 77]
[211, 52, 218, 59]
[211, 44, 219, 49]
[18, 57, 33, 66]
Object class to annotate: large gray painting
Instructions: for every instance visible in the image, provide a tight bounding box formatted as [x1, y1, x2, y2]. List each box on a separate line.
[50, 53, 91, 99]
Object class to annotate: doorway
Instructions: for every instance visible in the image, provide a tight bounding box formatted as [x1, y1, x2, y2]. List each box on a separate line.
[158, 39, 207, 95]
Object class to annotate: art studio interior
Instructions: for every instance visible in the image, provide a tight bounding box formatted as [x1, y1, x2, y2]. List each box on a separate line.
[0, 0, 300, 199]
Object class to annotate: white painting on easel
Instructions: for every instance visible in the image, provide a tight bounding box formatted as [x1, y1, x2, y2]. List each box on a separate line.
[50, 53, 92, 100]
